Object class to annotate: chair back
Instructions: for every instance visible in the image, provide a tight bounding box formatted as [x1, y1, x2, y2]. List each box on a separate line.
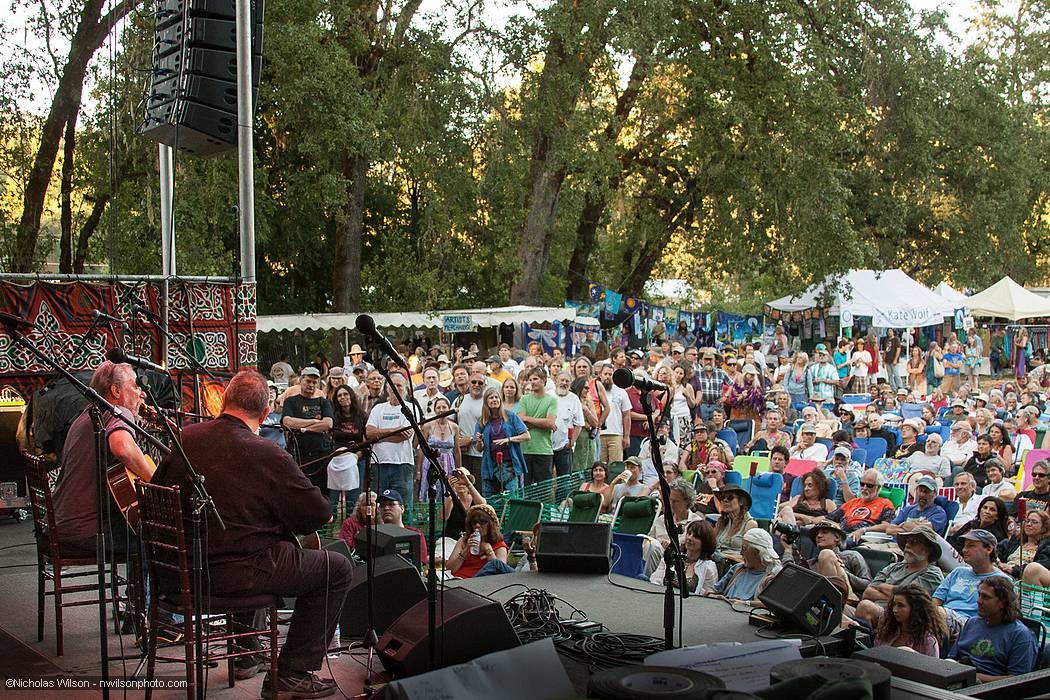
[22, 452, 60, 557]
[565, 491, 601, 523]
[933, 496, 959, 534]
[613, 496, 658, 535]
[610, 532, 647, 580]
[851, 448, 867, 466]
[879, 485, 907, 509]
[815, 438, 833, 454]
[900, 403, 924, 419]
[606, 461, 626, 481]
[1019, 617, 1047, 670]
[728, 419, 753, 448]
[732, 455, 769, 481]
[723, 471, 743, 488]
[136, 482, 191, 606]
[789, 473, 838, 501]
[858, 547, 898, 576]
[716, 429, 738, 456]
[681, 469, 699, 487]
[500, 498, 543, 544]
[745, 472, 783, 521]
[854, 437, 888, 466]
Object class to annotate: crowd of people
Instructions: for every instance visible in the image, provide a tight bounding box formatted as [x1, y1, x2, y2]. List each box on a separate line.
[259, 323, 1050, 680]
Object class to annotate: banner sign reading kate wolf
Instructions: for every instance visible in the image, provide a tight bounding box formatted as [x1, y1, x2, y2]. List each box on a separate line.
[871, 305, 941, 329]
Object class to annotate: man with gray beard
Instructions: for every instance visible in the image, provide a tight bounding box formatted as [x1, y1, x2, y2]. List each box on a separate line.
[854, 526, 945, 626]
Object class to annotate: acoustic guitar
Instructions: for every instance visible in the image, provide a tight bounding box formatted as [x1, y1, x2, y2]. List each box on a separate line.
[107, 455, 155, 528]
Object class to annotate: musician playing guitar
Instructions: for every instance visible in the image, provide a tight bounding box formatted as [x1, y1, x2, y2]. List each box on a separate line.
[53, 360, 156, 555]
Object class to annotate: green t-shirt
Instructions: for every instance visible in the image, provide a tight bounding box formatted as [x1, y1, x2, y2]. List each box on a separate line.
[517, 393, 558, 455]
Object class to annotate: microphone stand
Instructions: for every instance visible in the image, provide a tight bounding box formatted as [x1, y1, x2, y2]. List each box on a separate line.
[639, 390, 689, 650]
[134, 375, 225, 700]
[0, 320, 170, 699]
[132, 303, 217, 420]
[371, 355, 465, 674]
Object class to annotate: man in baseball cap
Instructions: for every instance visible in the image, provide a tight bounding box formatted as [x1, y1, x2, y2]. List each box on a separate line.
[375, 489, 428, 563]
[934, 528, 1011, 639]
[863, 475, 947, 538]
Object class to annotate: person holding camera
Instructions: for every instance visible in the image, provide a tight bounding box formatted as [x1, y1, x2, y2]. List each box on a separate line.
[442, 467, 486, 541]
[779, 519, 871, 602]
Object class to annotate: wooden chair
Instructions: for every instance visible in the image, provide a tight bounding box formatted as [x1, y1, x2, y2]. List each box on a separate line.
[137, 482, 279, 699]
[23, 451, 125, 656]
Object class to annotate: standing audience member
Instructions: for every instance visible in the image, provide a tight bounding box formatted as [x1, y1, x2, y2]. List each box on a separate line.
[599, 364, 632, 463]
[365, 373, 420, 519]
[516, 368, 558, 486]
[476, 388, 530, 496]
[281, 366, 334, 496]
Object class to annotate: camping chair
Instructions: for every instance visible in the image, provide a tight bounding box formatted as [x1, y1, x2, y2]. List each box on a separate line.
[790, 475, 838, 502]
[610, 532, 648, 581]
[854, 437, 888, 466]
[932, 496, 958, 536]
[613, 496, 659, 536]
[606, 461, 626, 481]
[565, 491, 601, 523]
[499, 498, 543, 548]
[851, 448, 867, 466]
[900, 403, 924, 419]
[857, 547, 899, 579]
[723, 471, 743, 488]
[879, 485, 907, 509]
[732, 455, 770, 482]
[815, 437, 834, 453]
[745, 472, 783, 521]
[1020, 617, 1047, 670]
[716, 429, 739, 456]
[728, 419, 754, 449]
[681, 469, 700, 487]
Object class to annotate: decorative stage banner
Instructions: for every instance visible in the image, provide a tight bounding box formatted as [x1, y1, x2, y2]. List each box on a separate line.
[0, 279, 256, 409]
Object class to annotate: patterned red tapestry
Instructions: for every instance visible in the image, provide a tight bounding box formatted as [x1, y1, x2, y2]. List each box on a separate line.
[0, 280, 257, 409]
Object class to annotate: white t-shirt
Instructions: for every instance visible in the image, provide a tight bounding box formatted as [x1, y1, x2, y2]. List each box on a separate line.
[366, 401, 420, 465]
[851, 350, 872, 377]
[553, 392, 585, 451]
[601, 385, 633, 437]
[789, 443, 829, 461]
[456, 394, 485, 457]
[638, 437, 681, 484]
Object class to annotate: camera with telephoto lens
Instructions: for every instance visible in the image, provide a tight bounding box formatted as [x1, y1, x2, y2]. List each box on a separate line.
[773, 521, 804, 544]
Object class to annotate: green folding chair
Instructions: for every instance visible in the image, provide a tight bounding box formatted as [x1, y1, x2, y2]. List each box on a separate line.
[606, 461, 626, 481]
[879, 486, 907, 509]
[681, 469, 699, 487]
[613, 496, 658, 535]
[565, 491, 602, 523]
[499, 498, 543, 548]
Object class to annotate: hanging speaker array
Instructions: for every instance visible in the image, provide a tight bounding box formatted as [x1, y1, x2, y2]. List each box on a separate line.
[140, 0, 264, 157]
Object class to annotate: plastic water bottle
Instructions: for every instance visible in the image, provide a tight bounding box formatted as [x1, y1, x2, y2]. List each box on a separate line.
[469, 527, 481, 556]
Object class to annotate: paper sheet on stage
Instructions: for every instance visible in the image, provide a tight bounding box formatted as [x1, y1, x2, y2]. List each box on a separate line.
[384, 638, 573, 700]
[645, 639, 802, 692]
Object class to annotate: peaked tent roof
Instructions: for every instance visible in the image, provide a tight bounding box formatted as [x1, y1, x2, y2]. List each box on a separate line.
[934, 282, 968, 305]
[964, 277, 1050, 320]
[767, 269, 955, 328]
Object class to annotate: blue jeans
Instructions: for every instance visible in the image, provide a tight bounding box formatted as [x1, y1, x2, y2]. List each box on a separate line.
[475, 559, 515, 577]
[375, 462, 415, 521]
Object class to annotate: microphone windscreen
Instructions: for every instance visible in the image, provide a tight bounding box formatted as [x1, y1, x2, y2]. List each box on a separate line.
[612, 367, 635, 390]
[106, 347, 127, 364]
[354, 314, 376, 334]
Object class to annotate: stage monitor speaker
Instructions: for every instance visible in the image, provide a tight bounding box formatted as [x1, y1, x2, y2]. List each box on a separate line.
[141, 0, 264, 157]
[854, 646, 976, 690]
[339, 554, 426, 638]
[377, 587, 520, 678]
[355, 523, 421, 569]
[535, 521, 612, 574]
[757, 562, 843, 636]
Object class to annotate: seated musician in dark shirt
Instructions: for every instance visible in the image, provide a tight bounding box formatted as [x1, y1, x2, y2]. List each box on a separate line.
[153, 370, 351, 699]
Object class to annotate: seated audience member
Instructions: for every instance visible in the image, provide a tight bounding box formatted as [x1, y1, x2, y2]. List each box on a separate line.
[694, 460, 728, 515]
[638, 420, 680, 484]
[947, 473, 982, 537]
[980, 459, 1017, 502]
[442, 468, 486, 541]
[950, 576, 1037, 682]
[829, 469, 895, 537]
[942, 422, 978, 471]
[338, 490, 377, 547]
[997, 509, 1050, 587]
[933, 529, 1012, 640]
[1017, 459, 1050, 512]
[875, 583, 948, 657]
[647, 462, 684, 495]
[823, 444, 862, 506]
[894, 419, 925, 459]
[777, 469, 838, 526]
[906, 433, 952, 479]
[575, 461, 613, 512]
[375, 489, 428, 562]
[868, 414, 899, 456]
[859, 476, 947, 538]
[447, 504, 512, 578]
[745, 407, 793, 452]
[987, 421, 1015, 469]
[709, 528, 782, 602]
[781, 519, 871, 600]
[768, 445, 794, 499]
[963, 434, 998, 490]
[801, 404, 837, 439]
[855, 527, 945, 627]
[606, 456, 650, 510]
[789, 423, 829, 461]
[949, 497, 1010, 552]
[713, 486, 758, 562]
[645, 479, 702, 573]
[650, 519, 719, 594]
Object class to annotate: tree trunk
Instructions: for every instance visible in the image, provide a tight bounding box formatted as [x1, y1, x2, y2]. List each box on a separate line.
[73, 192, 110, 274]
[12, 0, 136, 272]
[509, 149, 569, 304]
[58, 111, 79, 273]
[620, 191, 695, 296]
[333, 152, 367, 312]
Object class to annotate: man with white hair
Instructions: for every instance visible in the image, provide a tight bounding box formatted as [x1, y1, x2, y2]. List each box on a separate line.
[906, 432, 952, 479]
[831, 469, 896, 535]
[800, 405, 834, 439]
[941, 421, 977, 468]
[789, 423, 829, 461]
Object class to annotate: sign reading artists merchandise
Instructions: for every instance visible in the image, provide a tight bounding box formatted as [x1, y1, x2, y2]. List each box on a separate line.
[441, 314, 475, 333]
[871, 306, 942, 328]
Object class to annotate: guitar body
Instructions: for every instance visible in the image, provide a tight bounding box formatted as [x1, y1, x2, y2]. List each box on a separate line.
[107, 455, 156, 529]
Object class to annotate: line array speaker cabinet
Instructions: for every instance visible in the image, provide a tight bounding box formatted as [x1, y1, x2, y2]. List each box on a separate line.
[140, 0, 264, 157]
[535, 521, 612, 574]
[758, 562, 844, 636]
[376, 588, 520, 678]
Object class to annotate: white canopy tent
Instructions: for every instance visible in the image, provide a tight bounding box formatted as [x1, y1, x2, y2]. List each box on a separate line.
[256, 305, 596, 333]
[963, 276, 1050, 321]
[767, 269, 955, 328]
[934, 281, 968, 306]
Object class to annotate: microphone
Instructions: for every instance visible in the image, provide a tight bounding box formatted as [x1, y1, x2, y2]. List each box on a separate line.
[612, 367, 667, 393]
[92, 310, 129, 329]
[355, 314, 408, 370]
[0, 311, 37, 330]
[106, 347, 168, 374]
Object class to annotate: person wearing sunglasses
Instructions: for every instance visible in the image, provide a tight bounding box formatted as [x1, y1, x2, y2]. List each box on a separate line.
[1017, 458, 1050, 512]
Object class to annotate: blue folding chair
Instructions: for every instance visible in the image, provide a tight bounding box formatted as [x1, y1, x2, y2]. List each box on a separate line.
[789, 474, 838, 502]
[610, 532, 648, 580]
[900, 403, 924, 419]
[851, 448, 867, 466]
[716, 429, 739, 456]
[926, 425, 950, 442]
[728, 419, 754, 449]
[745, 472, 784, 521]
[854, 437, 888, 466]
[724, 471, 743, 488]
[815, 437, 834, 453]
